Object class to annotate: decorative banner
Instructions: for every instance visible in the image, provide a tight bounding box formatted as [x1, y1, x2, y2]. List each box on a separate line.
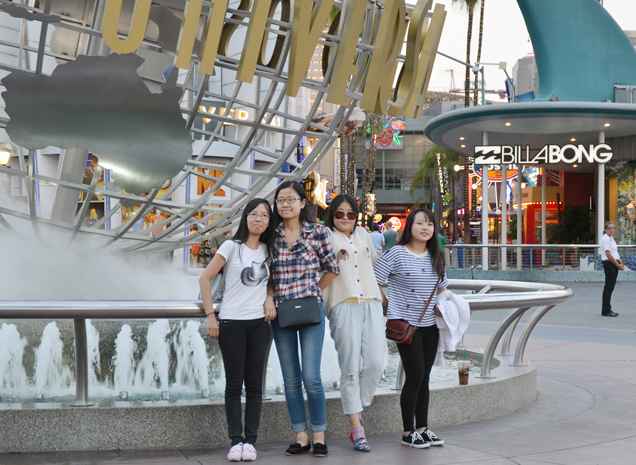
[472, 164, 519, 182]
[365, 116, 406, 150]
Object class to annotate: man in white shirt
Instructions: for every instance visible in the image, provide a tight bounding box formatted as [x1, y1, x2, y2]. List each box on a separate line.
[369, 224, 385, 255]
[600, 222, 624, 317]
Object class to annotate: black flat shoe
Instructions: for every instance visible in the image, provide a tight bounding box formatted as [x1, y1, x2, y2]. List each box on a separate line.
[602, 311, 619, 317]
[285, 443, 311, 456]
[313, 442, 328, 457]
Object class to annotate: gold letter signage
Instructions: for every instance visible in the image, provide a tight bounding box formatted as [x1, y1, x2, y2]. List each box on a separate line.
[102, 0, 446, 118]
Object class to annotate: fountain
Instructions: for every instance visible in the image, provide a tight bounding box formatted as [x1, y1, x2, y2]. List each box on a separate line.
[0, 277, 572, 452]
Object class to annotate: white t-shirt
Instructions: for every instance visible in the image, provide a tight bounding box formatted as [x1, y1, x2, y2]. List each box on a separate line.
[600, 234, 620, 262]
[216, 240, 270, 320]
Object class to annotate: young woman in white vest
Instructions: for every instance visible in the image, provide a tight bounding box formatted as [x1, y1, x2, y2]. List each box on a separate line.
[374, 208, 448, 449]
[322, 194, 386, 452]
[199, 198, 277, 462]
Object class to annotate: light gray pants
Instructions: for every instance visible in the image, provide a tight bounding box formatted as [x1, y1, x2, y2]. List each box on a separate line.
[328, 300, 386, 415]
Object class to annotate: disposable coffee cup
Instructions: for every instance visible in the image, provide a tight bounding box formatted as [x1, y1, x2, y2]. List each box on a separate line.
[457, 360, 470, 385]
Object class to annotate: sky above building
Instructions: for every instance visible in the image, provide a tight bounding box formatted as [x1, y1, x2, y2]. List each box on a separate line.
[408, 0, 636, 100]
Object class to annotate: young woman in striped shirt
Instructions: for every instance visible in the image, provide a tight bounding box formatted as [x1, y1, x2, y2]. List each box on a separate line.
[322, 194, 385, 452]
[374, 208, 448, 449]
[267, 181, 339, 457]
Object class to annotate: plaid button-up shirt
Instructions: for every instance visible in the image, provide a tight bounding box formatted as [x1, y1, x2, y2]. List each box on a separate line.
[273, 222, 339, 304]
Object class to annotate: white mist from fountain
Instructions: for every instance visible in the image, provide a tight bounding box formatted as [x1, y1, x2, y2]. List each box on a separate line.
[133, 319, 171, 393]
[0, 323, 28, 397]
[113, 325, 136, 393]
[86, 320, 102, 392]
[321, 319, 341, 387]
[266, 341, 284, 394]
[33, 322, 72, 396]
[173, 320, 210, 391]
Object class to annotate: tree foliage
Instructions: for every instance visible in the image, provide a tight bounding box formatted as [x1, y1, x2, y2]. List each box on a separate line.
[411, 145, 463, 204]
[547, 205, 592, 244]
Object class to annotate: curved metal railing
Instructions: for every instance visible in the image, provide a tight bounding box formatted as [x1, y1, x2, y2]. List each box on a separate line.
[0, 279, 572, 404]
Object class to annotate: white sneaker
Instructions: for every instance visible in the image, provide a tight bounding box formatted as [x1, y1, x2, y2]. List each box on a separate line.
[242, 443, 257, 461]
[227, 443, 243, 462]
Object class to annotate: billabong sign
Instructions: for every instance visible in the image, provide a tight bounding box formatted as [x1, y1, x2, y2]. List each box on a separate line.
[474, 144, 613, 165]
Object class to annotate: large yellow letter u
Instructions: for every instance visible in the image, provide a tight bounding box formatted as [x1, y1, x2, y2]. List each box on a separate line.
[103, 0, 153, 54]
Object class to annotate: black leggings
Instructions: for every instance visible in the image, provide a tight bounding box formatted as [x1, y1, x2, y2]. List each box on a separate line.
[396, 325, 439, 432]
[218, 318, 270, 445]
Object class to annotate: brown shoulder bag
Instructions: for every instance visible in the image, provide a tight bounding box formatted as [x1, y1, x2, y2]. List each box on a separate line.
[385, 277, 441, 345]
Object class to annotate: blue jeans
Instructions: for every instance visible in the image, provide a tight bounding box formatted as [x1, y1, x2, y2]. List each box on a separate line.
[271, 301, 327, 433]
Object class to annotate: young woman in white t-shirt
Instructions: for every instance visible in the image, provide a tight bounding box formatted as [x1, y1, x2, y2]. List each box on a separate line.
[199, 199, 277, 462]
[322, 194, 385, 452]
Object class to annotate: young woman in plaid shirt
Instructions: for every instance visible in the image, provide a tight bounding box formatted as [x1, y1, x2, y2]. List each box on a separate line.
[267, 181, 339, 457]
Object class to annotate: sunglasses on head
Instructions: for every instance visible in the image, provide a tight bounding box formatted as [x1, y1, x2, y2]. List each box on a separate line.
[334, 211, 357, 220]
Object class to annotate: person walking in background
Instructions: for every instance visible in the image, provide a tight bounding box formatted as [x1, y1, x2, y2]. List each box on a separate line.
[369, 223, 385, 255]
[199, 199, 276, 462]
[323, 194, 385, 453]
[600, 221, 624, 317]
[437, 232, 447, 255]
[383, 223, 398, 252]
[211, 230, 232, 256]
[268, 180, 339, 457]
[374, 208, 448, 449]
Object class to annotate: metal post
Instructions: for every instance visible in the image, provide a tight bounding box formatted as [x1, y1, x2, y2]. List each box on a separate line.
[597, 131, 606, 262]
[478, 306, 531, 378]
[501, 165, 507, 270]
[481, 132, 489, 271]
[514, 306, 554, 366]
[542, 167, 547, 266]
[517, 164, 523, 270]
[499, 311, 527, 356]
[71, 319, 94, 407]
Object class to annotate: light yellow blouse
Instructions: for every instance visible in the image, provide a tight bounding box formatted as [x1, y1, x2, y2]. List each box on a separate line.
[322, 226, 383, 316]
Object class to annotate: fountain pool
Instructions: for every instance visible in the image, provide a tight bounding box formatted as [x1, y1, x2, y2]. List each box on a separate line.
[0, 319, 481, 404]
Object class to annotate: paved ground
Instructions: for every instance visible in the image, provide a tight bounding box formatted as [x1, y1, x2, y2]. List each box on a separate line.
[1, 282, 635, 465]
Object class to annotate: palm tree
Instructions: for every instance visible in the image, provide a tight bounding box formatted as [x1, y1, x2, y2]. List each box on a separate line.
[452, 0, 480, 242]
[411, 145, 463, 236]
[452, 0, 480, 108]
[474, 0, 486, 106]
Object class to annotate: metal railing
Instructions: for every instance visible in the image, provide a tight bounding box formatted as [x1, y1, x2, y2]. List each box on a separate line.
[444, 244, 636, 271]
[0, 280, 572, 404]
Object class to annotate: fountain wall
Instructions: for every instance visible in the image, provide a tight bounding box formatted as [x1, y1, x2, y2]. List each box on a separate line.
[0, 351, 535, 453]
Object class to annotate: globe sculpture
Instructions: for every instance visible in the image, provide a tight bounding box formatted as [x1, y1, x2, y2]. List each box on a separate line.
[0, 0, 445, 257]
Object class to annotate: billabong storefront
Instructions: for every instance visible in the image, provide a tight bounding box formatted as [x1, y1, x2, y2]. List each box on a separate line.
[424, 0, 636, 270]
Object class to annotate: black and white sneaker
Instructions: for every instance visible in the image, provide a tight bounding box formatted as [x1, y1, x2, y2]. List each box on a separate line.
[421, 428, 444, 446]
[401, 431, 430, 449]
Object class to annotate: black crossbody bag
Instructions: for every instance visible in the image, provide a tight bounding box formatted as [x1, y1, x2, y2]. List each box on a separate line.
[277, 296, 321, 330]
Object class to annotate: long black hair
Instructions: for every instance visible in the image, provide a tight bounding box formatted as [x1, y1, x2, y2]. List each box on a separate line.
[271, 180, 314, 226]
[231, 198, 274, 259]
[398, 208, 445, 279]
[325, 194, 359, 232]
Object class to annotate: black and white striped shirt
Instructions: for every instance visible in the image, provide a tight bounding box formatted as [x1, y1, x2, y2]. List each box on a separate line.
[374, 245, 448, 327]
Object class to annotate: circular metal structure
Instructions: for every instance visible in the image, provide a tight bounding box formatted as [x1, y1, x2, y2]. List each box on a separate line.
[0, 0, 404, 254]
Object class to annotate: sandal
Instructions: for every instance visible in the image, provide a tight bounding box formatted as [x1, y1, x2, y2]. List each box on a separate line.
[351, 436, 371, 452]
